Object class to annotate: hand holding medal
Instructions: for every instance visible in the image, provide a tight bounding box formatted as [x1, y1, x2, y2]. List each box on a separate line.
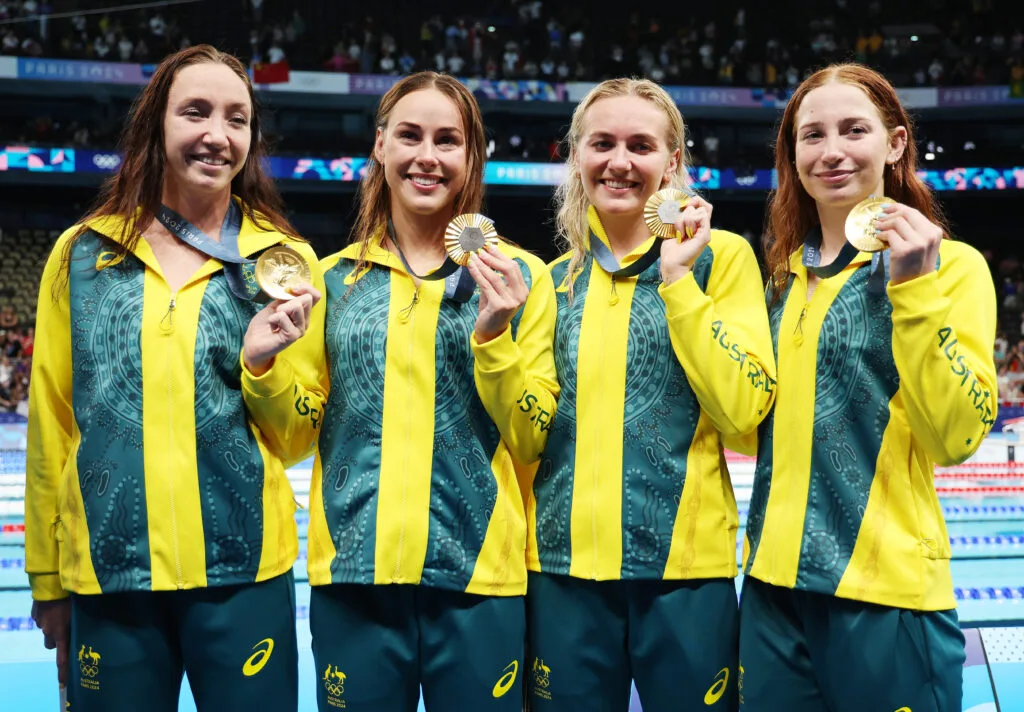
[844, 196, 891, 253]
[646, 188, 714, 285]
[444, 213, 500, 266]
[449, 213, 529, 344]
[243, 245, 321, 376]
[847, 195, 943, 285]
[255, 245, 313, 300]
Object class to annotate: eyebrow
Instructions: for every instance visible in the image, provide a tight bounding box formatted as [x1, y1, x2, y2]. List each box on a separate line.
[588, 130, 661, 144]
[177, 96, 251, 112]
[394, 121, 463, 134]
[797, 116, 873, 131]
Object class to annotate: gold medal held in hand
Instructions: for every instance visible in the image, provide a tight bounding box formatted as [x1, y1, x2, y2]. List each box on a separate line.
[644, 188, 693, 240]
[845, 196, 892, 253]
[444, 213, 500, 266]
[255, 245, 312, 300]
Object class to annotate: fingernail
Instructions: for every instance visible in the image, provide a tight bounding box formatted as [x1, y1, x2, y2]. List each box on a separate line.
[874, 211, 886, 219]
[873, 228, 882, 235]
[879, 203, 892, 209]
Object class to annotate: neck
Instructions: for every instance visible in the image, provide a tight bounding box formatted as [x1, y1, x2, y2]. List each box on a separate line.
[388, 204, 449, 259]
[160, 184, 232, 239]
[597, 210, 651, 260]
[815, 202, 852, 262]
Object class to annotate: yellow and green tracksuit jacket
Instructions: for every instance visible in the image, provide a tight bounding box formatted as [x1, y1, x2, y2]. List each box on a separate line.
[529, 207, 776, 581]
[25, 204, 325, 600]
[743, 240, 998, 610]
[243, 238, 559, 596]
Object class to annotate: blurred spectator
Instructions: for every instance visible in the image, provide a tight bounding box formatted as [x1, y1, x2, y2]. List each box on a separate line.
[0, 306, 18, 330]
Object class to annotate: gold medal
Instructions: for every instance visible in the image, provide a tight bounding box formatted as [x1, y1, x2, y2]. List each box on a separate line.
[444, 213, 499, 266]
[644, 188, 693, 240]
[845, 196, 891, 253]
[255, 245, 312, 300]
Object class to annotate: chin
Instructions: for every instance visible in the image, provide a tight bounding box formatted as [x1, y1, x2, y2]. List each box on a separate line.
[596, 199, 642, 216]
[811, 184, 863, 206]
[405, 196, 450, 216]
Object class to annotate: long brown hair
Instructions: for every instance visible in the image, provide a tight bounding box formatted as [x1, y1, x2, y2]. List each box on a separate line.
[553, 77, 691, 301]
[348, 72, 486, 277]
[764, 63, 948, 296]
[59, 45, 297, 283]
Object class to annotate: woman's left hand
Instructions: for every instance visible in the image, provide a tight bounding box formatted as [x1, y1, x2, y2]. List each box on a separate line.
[660, 194, 714, 285]
[873, 202, 943, 285]
[468, 244, 529, 344]
[243, 282, 321, 376]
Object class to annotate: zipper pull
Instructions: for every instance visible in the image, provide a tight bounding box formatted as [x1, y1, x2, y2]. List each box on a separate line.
[160, 296, 177, 333]
[793, 304, 807, 345]
[399, 290, 419, 323]
[609, 277, 620, 306]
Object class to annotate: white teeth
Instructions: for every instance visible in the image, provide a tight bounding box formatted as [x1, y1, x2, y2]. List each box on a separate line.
[411, 175, 442, 186]
[194, 156, 228, 166]
[604, 180, 633, 189]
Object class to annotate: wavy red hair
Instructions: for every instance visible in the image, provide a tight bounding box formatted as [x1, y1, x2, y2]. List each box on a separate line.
[764, 63, 948, 296]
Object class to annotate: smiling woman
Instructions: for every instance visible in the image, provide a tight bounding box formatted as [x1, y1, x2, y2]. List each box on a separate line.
[25, 44, 326, 712]
[527, 77, 775, 712]
[239, 70, 560, 712]
[162, 63, 254, 199]
[741, 63, 998, 712]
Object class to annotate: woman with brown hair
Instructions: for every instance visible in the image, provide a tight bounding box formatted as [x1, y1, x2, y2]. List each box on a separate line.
[739, 63, 997, 711]
[244, 70, 559, 711]
[26, 44, 323, 712]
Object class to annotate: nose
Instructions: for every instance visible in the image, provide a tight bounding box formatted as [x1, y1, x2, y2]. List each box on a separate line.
[202, 119, 229, 150]
[820, 133, 844, 165]
[608, 144, 631, 172]
[416, 142, 440, 169]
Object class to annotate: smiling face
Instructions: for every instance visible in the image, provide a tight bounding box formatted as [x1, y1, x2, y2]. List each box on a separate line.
[576, 94, 679, 220]
[374, 88, 468, 223]
[161, 61, 252, 200]
[793, 80, 906, 210]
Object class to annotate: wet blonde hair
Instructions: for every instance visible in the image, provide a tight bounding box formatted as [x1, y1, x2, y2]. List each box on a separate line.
[553, 77, 692, 297]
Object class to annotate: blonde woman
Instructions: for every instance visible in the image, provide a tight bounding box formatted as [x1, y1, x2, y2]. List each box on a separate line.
[524, 78, 775, 712]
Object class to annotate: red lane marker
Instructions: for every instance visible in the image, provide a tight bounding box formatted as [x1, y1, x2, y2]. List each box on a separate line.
[934, 473, 1024, 480]
[935, 486, 1024, 495]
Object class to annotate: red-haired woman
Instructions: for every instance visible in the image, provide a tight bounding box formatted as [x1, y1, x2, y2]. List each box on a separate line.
[26, 45, 324, 712]
[739, 63, 997, 711]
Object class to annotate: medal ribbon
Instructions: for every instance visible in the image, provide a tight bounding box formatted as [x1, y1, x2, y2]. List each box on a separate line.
[802, 225, 894, 295]
[386, 218, 475, 302]
[156, 200, 261, 300]
[801, 225, 861, 279]
[588, 231, 662, 278]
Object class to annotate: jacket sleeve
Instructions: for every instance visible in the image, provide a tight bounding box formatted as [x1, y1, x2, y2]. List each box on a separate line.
[25, 228, 78, 601]
[472, 253, 560, 465]
[659, 231, 777, 437]
[241, 243, 330, 468]
[889, 241, 997, 466]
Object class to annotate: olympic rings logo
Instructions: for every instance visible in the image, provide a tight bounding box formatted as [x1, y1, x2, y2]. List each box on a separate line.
[91, 153, 121, 170]
[324, 681, 344, 697]
[80, 664, 99, 678]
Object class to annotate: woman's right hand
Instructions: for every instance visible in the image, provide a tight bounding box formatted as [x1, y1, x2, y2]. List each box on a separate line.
[243, 282, 321, 376]
[32, 598, 71, 686]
